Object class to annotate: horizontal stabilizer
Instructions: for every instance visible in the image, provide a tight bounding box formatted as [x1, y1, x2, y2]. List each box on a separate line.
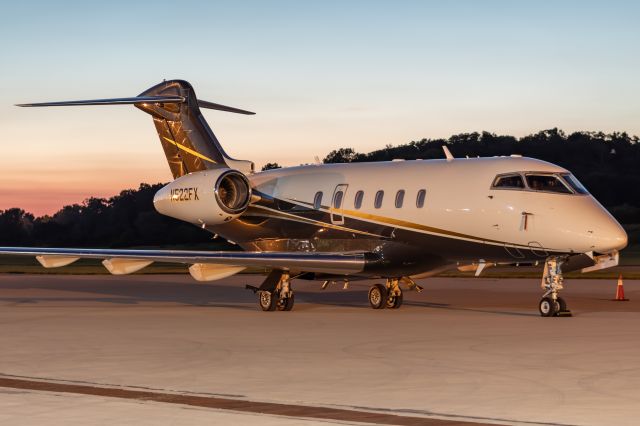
[14, 79, 256, 178]
[197, 99, 255, 115]
[16, 96, 255, 115]
[15, 96, 185, 107]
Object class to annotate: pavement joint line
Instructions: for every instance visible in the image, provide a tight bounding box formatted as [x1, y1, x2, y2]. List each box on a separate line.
[0, 374, 509, 426]
[0, 372, 247, 399]
[325, 405, 579, 426]
[0, 374, 579, 426]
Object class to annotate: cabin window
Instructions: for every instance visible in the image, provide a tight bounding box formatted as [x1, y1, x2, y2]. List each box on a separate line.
[354, 190, 364, 209]
[395, 190, 405, 208]
[333, 190, 344, 209]
[492, 174, 525, 189]
[561, 173, 589, 194]
[313, 191, 323, 209]
[525, 174, 572, 194]
[416, 189, 426, 208]
[374, 190, 384, 209]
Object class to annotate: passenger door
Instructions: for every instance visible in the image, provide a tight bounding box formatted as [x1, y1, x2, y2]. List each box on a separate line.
[331, 184, 348, 225]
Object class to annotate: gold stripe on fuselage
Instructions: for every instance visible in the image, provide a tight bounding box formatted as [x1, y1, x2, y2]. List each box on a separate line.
[286, 198, 548, 250]
[249, 204, 383, 238]
[340, 208, 513, 246]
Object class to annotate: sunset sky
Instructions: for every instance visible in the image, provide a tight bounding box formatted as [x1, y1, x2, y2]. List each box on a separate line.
[1, 1, 639, 216]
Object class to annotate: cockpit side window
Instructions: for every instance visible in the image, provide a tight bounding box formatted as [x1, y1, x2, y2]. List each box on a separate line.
[525, 174, 572, 194]
[492, 174, 525, 189]
[561, 173, 589, 194]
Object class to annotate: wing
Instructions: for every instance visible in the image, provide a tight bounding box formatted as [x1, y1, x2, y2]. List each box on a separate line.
[0, 247, 369, 276]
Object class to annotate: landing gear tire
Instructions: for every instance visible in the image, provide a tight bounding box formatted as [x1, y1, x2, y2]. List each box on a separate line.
[556, 297, 567, 313]
[259, 291, 277, 311]
[277, 292, 295, 311]
[539, 297, 558, 317]
[386, 290, 403, 309]
[539, 257, 572, 317]
[368, 284, 387, 309]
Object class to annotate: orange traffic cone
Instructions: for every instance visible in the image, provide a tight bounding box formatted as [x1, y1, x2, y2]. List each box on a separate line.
[613, 274, 629, 301]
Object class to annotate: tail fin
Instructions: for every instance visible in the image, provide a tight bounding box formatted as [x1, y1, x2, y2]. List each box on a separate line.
[136, 80, 254, 177]
[17, 80, 255, 177]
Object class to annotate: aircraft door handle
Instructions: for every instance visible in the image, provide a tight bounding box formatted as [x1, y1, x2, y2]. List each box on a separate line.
[521, 212, 533, 231]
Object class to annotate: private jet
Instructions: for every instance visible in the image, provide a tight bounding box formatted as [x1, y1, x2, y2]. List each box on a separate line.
[1, 80, 627, 316]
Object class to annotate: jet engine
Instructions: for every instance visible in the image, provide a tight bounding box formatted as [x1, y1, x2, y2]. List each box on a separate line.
[153, 169, 252, 225]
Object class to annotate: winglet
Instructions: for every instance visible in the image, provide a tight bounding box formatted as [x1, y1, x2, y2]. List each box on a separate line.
[442, 145, 454, 162]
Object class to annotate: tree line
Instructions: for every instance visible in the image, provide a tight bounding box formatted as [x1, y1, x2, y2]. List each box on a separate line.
[1, 129, 638, 248]
[0, 184, 215, 247]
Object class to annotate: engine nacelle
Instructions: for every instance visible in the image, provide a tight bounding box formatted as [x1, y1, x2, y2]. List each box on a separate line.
[153, 169, 252, 225]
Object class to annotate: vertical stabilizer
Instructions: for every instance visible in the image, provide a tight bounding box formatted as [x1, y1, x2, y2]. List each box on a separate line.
[135, 80, 254, 177]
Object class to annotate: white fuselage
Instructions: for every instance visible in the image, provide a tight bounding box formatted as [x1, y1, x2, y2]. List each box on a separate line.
[249, 156, 627, 257]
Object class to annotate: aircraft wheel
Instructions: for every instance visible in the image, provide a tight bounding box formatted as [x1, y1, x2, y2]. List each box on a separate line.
[368, 284, 387, 309]
[556, 297, 567, 313]
[259, 290, 277, 311]
[539, 297, 557, 317]
[386, 291, 403, 309]
[277, 292, 295, 311]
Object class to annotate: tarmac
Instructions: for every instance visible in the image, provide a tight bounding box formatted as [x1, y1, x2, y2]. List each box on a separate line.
[0, 273, 639, 425]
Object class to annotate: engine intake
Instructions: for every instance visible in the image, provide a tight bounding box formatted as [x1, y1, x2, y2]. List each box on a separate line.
[153, 168, 252, 226]
[216, 170, 251, 214]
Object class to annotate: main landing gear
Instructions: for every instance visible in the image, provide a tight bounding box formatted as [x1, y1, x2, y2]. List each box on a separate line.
[368, 277, 421, 310]
[539, 257, 572, 317]
[247, 270, 294, 312]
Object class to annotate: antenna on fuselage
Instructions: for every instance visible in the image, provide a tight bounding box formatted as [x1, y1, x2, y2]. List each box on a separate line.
[442, 145, 454, 162]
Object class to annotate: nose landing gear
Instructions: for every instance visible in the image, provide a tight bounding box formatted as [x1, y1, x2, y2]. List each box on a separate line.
[539, 257, 572, 317]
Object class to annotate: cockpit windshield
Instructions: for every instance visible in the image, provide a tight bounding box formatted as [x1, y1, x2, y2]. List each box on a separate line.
[493, 174, 525, 189]
[560, 173, 589, 194]
[491, 172, 589, 195]
[525, 174, 572, 194]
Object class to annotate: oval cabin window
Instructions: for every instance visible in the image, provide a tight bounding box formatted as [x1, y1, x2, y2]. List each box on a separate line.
[374, 190, 384, 209]
[354, 190, 364, 209]
[416, 189, 426, 208]
[333, 191, 344, 209]
[395, 190, 405, 208]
